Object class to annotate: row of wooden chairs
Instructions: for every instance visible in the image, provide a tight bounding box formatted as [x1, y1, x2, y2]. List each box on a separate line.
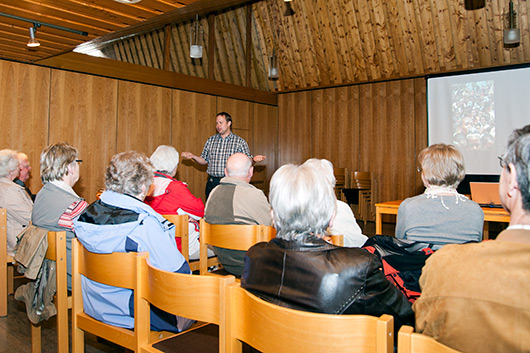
[72, 238, 459, 353]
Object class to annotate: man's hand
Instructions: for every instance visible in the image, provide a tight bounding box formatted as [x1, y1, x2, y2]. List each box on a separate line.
[181, 152, 194, 159]
[253, 155, 267, 163]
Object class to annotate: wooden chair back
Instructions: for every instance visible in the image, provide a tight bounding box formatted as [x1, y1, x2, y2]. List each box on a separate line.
[334, 167, 350, 201]
[226, 284, 393, 353]
[398, 326, 461, 353]
[137, 257, 235, 353]
[72, 238, 148, 352]
[328, 234, 344, 246]
[162, 214, 197, 270]
[199, 219, 276, 275]
[0, 208, 9, 317]
[28, 230, 69, 353]
[352, 171, 372, 190]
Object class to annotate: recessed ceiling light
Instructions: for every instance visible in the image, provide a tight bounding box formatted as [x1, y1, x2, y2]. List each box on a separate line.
[113, 0, 142, 4]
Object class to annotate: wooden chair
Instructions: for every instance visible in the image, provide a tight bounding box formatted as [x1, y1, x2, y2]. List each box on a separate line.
[226, 284, 394, 353]
[0, 208, 10, 317]
[350, 171, 374, 224]
[162, 214, 201, 271]
[137, 256, 235, 353]
[199, 219, 276, 275]
[30, 230, 70, 353]
[328, 234, 344, 246]
[72, 238, 150, 353]
[334, 167, 350, 201]
[398, 326, 461, 353]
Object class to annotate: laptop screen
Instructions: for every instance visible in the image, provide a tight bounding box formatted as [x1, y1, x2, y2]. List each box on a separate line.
[469, 182, 502, 207]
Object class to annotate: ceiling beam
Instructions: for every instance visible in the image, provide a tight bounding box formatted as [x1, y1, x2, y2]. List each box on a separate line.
[36, 52, 277, 106]
[75, 0, 259, 53]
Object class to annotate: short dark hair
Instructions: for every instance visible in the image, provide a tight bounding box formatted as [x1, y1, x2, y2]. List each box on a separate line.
[503, 125, 530, 212]
[216, 112, 232, 126]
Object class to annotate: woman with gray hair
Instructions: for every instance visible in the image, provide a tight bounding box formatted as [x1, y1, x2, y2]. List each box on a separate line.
[395, 143, 484, 249]
[242, 161, 414, 332]
[0, 149, 33, 256]
[74, 151, 193, 333]
[144, 145, 205, 259]
[32, 142, 87, 289]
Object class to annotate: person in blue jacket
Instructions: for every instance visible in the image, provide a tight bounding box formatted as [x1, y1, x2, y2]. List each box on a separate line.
[74, 151, 193, 333]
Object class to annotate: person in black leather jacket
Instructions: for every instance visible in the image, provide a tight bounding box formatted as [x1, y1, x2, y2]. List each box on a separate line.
[241, 162, 414, 331]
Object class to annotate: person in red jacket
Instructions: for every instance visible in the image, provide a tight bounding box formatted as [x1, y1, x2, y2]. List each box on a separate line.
[144, 145, 204, 259]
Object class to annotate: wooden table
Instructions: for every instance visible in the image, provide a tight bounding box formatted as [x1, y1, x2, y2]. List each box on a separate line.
[375, 200, 510, 240]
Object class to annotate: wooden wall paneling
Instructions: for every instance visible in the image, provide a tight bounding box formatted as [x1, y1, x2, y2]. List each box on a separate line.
[217, 97, 251, 130]
[172, 90, 216, 201]
[359, 79, 417, 207]
[431, 0, 457, 71]
[311, 86, 360, 171]
[49, 69, 118, 203]
[116, 81, 171, 156]
[385, 0, 410, 76]
[413, 0, 439, 73]
[414, 78, 428, 195]
[251, 102, 278, 195]
[371, 0, 395, 77]
[352, 0, 379, 81]
[278, 91, 312, 166]
[0, 60, 50, 194]
[340, 0, 368, 82]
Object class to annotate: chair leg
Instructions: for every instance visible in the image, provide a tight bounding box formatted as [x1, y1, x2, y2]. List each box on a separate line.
[72, 321, 85, 353]
[31, 323, 41, 353]
[7, 264, 14, 294]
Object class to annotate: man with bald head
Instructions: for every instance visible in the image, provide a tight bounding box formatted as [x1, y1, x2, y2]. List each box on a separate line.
[14, 152, 35, 201]
[204, 153, 272, 276]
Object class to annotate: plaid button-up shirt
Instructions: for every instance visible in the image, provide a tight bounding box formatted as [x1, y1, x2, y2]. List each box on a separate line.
[200, 132, 252, 177]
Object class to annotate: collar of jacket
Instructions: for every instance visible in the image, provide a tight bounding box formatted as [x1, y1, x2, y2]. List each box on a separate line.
[272, 235, 337, 251]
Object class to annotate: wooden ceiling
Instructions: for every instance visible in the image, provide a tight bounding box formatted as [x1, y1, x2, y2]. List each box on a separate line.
[0, 0, 199, 62]
[3, 0, 530, 93]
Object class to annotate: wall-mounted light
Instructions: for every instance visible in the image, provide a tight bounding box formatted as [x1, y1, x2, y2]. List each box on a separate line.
[284, 0, 295, 16]
[464, 0, 486, 10]
[504, 0, 520, 46]
[113, 0, 142, 4]
[190, 15, 203, 59]
[268, 50, 279, 80]
[27, 23, 40, 48]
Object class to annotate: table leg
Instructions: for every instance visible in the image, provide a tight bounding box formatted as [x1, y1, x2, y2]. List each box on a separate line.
[376, 208, 382, 235]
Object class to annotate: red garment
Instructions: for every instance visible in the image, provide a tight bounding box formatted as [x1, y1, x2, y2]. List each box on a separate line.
[145, 173, 205, 217]
[144, 173, 204, 252]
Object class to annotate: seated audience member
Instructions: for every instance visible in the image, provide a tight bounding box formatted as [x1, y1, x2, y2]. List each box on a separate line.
[32, 142, 87, 289]
[14, 152, 35, 201]
[0, 149, 33, 256]
[205, 153, 272, 277]
[414, 125, 530, 353]
[144, 145, 204, 260]
[395, 143, 483, 249]
[303, 158, 368, 247]
[74, 151, 193, 333]
[242, 162, 414, 331]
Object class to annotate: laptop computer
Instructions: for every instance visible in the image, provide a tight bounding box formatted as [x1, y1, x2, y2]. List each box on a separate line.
[469, 182, 503, 208]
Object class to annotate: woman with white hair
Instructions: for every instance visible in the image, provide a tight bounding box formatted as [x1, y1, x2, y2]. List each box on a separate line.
[302, 158, 368, 247]
[74, 151, 193, 333]
[144, 145, 204, 259]
[242, 162, 414, 331]
[396, 143, 484, 249]
[0, 149, 33, 256]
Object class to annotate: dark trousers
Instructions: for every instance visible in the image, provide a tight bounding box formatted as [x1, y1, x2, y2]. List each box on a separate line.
[205, 176, 222, 200]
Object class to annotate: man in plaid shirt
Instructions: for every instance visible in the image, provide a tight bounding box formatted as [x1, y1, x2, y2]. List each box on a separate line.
[182, 112, 266, 199]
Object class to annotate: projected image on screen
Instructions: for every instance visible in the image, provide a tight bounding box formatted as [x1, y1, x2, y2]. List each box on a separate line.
[451, 80, 495, 151]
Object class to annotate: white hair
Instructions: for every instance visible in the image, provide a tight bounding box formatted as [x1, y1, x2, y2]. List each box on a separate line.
[150, 145, 179, 175]
[302, 158, 336, 187]
[0, 149, 19, 178]
[269, 163, 336, 241]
